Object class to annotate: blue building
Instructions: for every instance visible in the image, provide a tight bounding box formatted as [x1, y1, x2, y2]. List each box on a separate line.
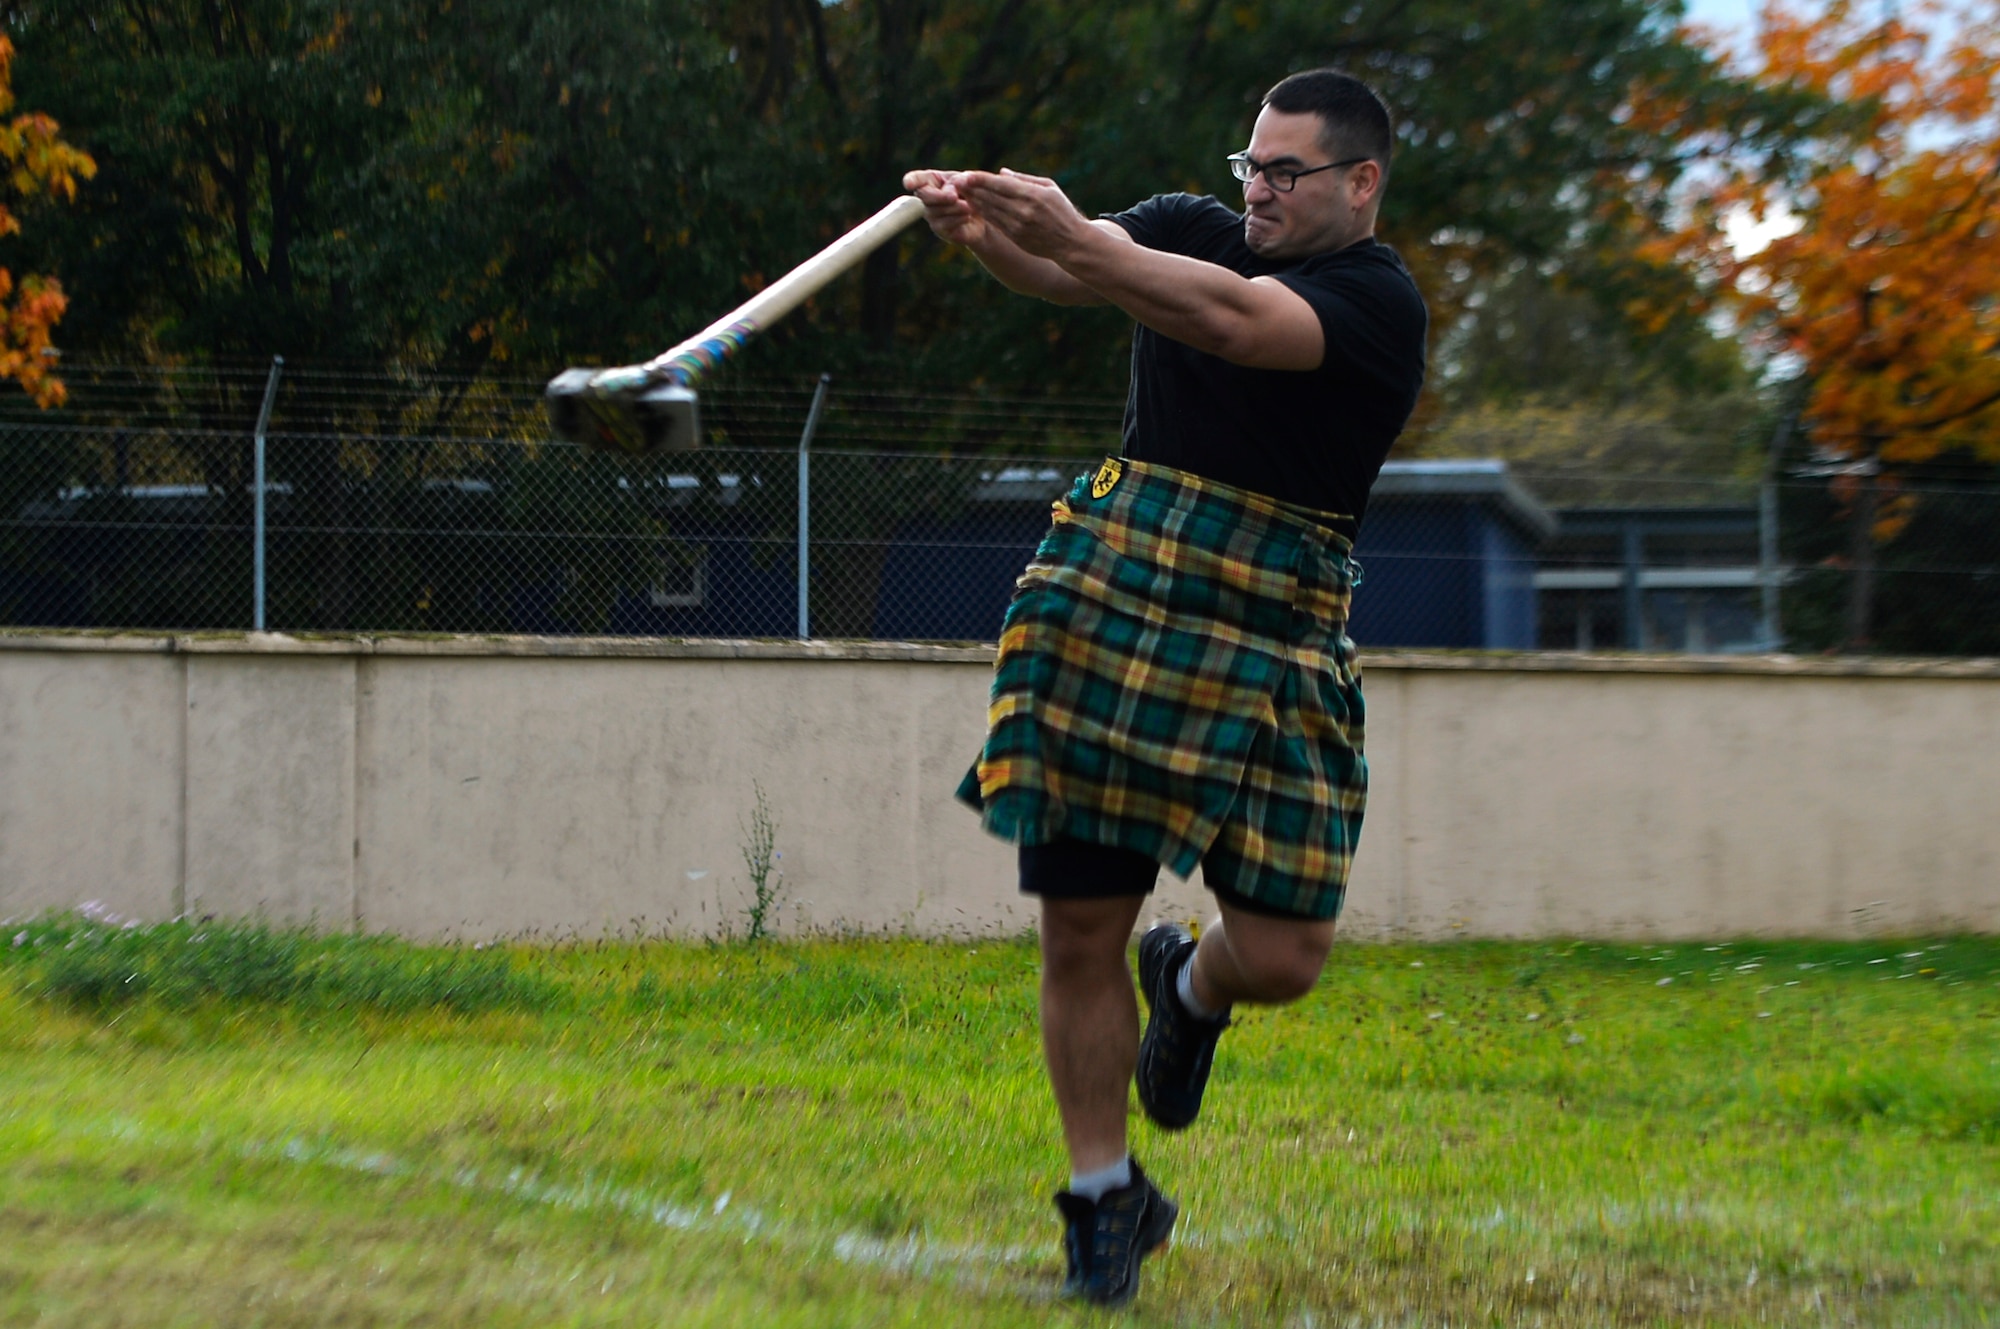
[860, 458, 1559, 649]
[1347, 460, 1555, 649]
[1534, 505, 1769, 652]
[10, 451, 1769, 652]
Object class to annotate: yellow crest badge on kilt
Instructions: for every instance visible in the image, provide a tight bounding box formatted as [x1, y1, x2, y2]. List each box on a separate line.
[1090, 458, 1124, 499]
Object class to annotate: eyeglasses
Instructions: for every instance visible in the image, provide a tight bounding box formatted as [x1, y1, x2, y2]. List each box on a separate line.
[1226, 151, 1371, 192]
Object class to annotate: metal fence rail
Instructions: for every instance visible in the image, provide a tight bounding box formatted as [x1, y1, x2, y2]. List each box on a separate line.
[4, 413, 1998, 656]
[0, 420, 1089, 642]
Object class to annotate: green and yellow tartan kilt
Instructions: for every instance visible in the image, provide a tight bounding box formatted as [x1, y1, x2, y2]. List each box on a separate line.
[955, 456, 1367, 921]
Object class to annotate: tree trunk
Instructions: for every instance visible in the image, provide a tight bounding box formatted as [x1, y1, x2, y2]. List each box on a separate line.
[809, 538, 891, 639]
[1843, 461, 1879, 650]
[860, 244, 900, 349]
[858, 0, 920, 350]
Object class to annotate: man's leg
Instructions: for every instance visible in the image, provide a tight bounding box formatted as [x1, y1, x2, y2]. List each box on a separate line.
[1187, 898, 1337, 1010]
[1038, 894, 1147, 1172]
[1135, 897, 1335, 1130]
[1037, 891, 1179, 1308]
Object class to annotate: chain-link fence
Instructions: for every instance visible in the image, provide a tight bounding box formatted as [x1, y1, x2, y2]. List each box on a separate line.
[5, 371, 1999, 655]
[0, 423, 1071, 641]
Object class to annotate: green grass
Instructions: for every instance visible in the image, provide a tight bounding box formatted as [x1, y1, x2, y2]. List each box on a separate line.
[3, 913, 1998, 1327]
[16, 912, 553, 1015]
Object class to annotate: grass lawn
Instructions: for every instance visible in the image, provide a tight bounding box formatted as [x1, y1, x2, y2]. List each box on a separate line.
[3, 913, 1998, 1327]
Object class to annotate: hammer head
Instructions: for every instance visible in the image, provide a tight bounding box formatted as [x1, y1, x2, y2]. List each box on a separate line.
[546, 368, 702, 456]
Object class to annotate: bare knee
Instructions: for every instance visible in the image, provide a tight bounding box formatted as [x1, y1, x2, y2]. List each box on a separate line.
[1212, 909, 1335, 1003]
[1040, 897, 1144, 980]
[1232, 939, 1327, 1001]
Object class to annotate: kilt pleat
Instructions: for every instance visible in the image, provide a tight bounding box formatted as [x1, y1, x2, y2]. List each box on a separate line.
[957, 456, 1367, 920]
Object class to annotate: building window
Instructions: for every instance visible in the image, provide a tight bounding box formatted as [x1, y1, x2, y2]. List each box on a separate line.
[650, 549, 707, 608]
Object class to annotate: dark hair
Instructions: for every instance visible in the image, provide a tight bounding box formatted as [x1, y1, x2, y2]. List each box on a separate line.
[1262, 69, 1393, 173]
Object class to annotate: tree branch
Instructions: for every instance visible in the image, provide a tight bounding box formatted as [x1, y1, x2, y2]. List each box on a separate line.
[747, 0, 791, 119]
[912, 0, 1032, 164]
[1180, 0, 1224, 73]
[1900, 386, 2000, 434]
[798, 0, 845, 112]
[201, 129, 269, 291]
[199, 0, 228, 59]
[423, 335, 493, 433]
[263, 118, 295, 297]
[224, 0, 258, 59]
[114, 0, 171, 60]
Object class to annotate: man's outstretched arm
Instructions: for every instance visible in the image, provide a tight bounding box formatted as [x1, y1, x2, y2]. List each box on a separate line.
[951, 169, 1325, 372]
[904, 169, 1111, 308]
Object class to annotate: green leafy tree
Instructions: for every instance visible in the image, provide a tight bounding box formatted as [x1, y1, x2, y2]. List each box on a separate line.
[6, 0, 771, 629]
[713, 0, 1833, 403]
[1407, 262, 1767, 503]
[3, 0, 1843, 635]
[6, 0, 771, 413]
[14, 0, 1823, 407]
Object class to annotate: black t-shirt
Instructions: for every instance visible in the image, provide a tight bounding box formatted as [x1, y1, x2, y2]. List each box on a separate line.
[1105, 192, 1428, 525]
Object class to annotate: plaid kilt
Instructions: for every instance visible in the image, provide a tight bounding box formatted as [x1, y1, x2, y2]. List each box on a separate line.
[956, 456, 1367, 920]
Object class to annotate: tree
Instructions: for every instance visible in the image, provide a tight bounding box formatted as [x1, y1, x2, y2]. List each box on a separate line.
[0, 30, 93, 628]
[1407, 259, 1766, 505]
[7, 0, 1831, 638]
[1666, 0, 2000, 647]
[715, 0, 1836, 404]
[4, 0, 783, 629]
[0, 31, 91, 406]
[4, 0, 777, 423]
[15, 1, 1818, 406]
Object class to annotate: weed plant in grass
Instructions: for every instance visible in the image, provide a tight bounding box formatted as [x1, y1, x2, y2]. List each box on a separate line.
[2, 917, 1998, 1327]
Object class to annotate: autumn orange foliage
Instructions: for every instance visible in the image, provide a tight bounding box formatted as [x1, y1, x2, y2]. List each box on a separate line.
[1674, 2, 2000, 465]
[0, 35, 95, 407]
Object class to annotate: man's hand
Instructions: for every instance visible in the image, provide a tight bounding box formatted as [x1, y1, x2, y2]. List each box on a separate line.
[949, 169, 1096, 263]
[903, 166, 1108, 307]
[946, 167, 1323, 370]
[903, 169, 987, 247]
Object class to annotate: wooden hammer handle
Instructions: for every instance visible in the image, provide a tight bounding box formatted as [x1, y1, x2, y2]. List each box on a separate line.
[642, 194, 927, 383]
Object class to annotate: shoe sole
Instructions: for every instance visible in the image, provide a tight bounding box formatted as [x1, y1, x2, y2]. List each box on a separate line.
[1136, 927, 1202, 1130]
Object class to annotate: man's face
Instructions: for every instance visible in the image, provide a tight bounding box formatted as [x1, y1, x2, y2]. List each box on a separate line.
[1239, 106, 1378, 260]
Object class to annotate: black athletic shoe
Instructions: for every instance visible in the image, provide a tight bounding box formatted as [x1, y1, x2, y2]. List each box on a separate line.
[1135, 923, 1230, 1130]
[1053, 1159, 1178, 1308]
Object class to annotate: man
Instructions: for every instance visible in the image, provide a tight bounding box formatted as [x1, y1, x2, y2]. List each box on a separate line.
[905, 68, 1426, 1308]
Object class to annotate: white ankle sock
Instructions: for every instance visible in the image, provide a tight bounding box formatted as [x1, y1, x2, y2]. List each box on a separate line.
[1068, 1156, 1132, 1202]
[1176, 954, 1227, 1021]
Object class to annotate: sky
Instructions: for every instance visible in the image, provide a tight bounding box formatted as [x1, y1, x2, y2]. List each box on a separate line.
[1683, 0, 1762, 60]
[1676, 2, 1964, 253]
[1678, 0, 1807, 255]
[1685, 0, 1758, 35]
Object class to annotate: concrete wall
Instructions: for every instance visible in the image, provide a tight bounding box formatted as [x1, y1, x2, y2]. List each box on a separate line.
[3, 632, 1997, 940]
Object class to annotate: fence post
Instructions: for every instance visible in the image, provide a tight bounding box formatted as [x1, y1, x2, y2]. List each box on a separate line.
[252, 355, 284, 632]
[797, 372, 831, 641]
[1620, 522, 1645, 650]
